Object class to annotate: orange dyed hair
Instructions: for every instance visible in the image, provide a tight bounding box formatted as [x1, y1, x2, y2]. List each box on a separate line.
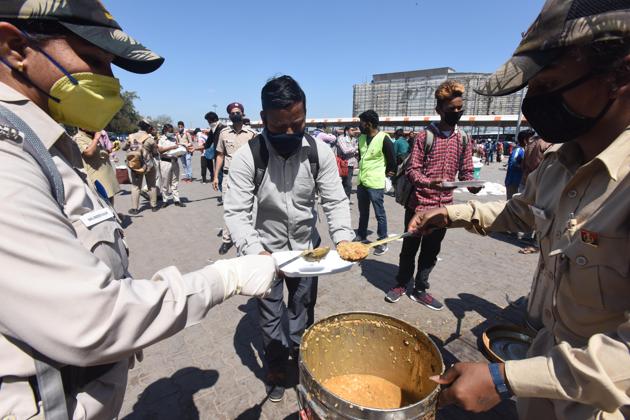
[435, 80, 465, 105]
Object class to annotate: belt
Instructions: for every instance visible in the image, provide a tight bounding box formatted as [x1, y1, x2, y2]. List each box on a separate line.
[29, 363, 117, 398]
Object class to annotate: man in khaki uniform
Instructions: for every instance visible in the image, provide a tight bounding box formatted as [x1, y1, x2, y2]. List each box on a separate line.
[409, 2, 630, 419]
[0, 3, 277, 419]
[125, 119, 159, 214]
[73, 128, 120, 203]
[213, 101, 256, 255]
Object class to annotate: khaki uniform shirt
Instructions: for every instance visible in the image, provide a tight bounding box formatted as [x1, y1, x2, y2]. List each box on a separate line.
[73, 129, 120, 198]
[0, 82, 230, 420]
[127, 130, 157, 171]
[446, 128, 630, 420]
[215, 125, 256, 170]
[176, 130, 192, 147]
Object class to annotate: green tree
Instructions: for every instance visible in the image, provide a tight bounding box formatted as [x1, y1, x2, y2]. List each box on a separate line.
[106, 90, 141, 134]
[149, 114, 174, 131]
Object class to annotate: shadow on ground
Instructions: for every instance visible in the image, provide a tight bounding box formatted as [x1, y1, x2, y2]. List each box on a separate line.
[233, 300, 266, 383]
[123, 367, 218, 420]
[488, 232, 533, 249]
[359, 258, 399, 294]
[443, 292, 528, 348]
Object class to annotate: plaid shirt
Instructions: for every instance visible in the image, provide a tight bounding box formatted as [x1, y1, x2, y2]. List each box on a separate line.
[406, 124, 474, 211]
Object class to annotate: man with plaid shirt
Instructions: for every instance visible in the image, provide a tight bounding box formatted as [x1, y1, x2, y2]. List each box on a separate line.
[386, 80, 480, 310]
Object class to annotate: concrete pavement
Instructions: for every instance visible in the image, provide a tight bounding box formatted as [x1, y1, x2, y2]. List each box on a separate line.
[115, 157, 537, 420]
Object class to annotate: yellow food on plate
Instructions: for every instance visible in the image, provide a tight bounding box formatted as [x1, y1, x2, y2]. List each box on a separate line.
[337, 242, 369, 262]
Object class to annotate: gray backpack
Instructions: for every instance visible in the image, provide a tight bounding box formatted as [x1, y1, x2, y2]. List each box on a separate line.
[394, 128, 468, 206]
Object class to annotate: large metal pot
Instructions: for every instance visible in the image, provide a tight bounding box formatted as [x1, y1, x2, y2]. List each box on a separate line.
[298, 312, 443, 419]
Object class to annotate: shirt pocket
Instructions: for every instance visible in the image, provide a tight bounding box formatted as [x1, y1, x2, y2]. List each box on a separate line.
[224, 138, 236, 155]
[293, 175, 316, 205]
[562, 235, 629, 311]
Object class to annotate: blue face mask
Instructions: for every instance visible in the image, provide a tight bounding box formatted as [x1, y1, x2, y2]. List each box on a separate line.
[266, 130, 304, 157]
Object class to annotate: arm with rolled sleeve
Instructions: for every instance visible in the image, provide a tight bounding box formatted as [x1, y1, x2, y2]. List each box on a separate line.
[0, 145, 274, 367]
[315, 144, 355, 244]
[446, 163, 540, 235]
[505, 317, 630, 411]
[222, 147, 265, 255]
[406, 131, 433, 187]
[317, 132, 337, 148]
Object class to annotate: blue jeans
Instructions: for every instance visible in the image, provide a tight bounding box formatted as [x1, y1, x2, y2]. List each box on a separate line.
[180, 153, 193, 179]
[217, 163, 224, 192]
[357, 184, 387, 240]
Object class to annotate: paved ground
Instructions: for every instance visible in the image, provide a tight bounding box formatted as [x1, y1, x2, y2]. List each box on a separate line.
[114, 156, 538, 420]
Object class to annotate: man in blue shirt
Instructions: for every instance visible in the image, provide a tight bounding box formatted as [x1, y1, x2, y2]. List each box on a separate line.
[505, 130, 533, 199]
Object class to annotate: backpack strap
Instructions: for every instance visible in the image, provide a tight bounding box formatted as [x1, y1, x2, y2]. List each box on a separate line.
[457, 128, 469, 169]
[249, 134, 268, 196]
[304, 133, 320, 181]
[249, 133, 320, 196]
[422, 128, 434, 164]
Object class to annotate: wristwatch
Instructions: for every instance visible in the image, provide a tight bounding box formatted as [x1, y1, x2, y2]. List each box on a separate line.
[488, 363, 513, 400]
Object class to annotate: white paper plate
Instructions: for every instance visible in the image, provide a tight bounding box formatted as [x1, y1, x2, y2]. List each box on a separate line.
[272, 250, 354, 278]
[441, 180, 486, 188]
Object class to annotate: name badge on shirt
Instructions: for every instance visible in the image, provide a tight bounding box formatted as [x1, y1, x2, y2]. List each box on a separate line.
[80, 207, 114, 228]
[529, 205, 548, 220]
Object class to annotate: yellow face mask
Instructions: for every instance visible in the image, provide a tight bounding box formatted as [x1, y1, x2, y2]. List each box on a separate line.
[48, 72, 124, 132]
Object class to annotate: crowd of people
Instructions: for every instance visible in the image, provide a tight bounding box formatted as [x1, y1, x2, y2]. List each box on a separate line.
[0, 1, 628, 420]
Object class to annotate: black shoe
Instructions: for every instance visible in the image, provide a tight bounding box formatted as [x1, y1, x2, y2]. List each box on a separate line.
[151, 206, 159, 212]
[265, 371, 286, 403]
[267, 383, 285, 403]
[218, 242, 233, 255]
[174, 201, 185, 207]
[128, 208, 140, 215]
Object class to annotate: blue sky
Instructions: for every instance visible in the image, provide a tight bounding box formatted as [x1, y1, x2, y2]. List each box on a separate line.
[106, 0, 546, 128]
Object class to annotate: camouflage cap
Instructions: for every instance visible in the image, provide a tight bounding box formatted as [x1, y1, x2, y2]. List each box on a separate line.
[477, 0, 630, 97]
[0, 0, 164, 74]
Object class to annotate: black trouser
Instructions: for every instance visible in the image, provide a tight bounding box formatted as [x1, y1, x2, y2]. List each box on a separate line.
[395, 208, 447, 292]
[258, 275, 318, 372]
[200, 156, 214, 182]
[340, 166, 354, 198]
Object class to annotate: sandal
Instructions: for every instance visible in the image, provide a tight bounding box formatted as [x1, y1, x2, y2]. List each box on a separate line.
[519, 246, 539, 254]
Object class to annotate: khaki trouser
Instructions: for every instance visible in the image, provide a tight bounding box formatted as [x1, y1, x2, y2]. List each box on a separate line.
[159, 158, 180, 202]
[221, 170, 231, 244]
[131, 166, 157, 209]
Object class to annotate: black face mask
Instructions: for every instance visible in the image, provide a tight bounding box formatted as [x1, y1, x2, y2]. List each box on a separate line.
[266, 130, 303, 157]
[359, 124, 370, 135]
[443, 110, 464, 127]
[521, 72, 614, 144]
[230, 114, 243, 124]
